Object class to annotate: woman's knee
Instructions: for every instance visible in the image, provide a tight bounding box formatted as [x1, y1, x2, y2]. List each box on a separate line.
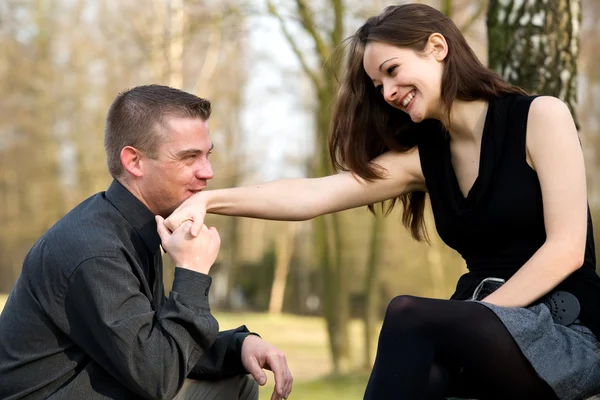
[381, 295, 447, 337]
[384, 295, 423, 323]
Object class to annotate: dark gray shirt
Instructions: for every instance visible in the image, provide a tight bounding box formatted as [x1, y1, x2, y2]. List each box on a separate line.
[0, 180, 251, 399]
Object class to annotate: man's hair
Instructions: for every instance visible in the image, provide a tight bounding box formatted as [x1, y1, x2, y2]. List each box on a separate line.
[104, 84, 211, 178]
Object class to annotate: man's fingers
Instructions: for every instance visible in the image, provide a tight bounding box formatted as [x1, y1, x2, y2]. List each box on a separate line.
[163, 215, 180, 231]
[266, 353, 291, 398]
[245, 358, 267, 386]
[190, 220, 203, 237]
[270, 388, 282, 400]
[172, 219, 194, 235]
[286, 374, 293, 398]
[208, 226, 221, 243]
[155, 216, 171, 243]
[281, 370, 293, 399]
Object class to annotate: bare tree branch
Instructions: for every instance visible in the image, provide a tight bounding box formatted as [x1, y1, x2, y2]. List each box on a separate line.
[193, 14, 223, 96]
[295, 0, 331, 64]
[460, 0, 487, 33]
[266, 0, 323, 91]
[442, 0, 453, 18]
[330, 0, 343, 51]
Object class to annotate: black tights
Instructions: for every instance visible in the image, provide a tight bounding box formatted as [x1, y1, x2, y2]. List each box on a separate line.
[363, 296, 558, 400]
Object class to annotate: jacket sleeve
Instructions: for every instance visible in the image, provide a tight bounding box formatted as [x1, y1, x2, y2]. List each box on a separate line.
[188, 326, 259, 380]
[63, 258, 219, 399]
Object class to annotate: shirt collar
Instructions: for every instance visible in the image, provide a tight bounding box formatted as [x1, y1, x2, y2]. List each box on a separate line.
[105, 179, 161, 254]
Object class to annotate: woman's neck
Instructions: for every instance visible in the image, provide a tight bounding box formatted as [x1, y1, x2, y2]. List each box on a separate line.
[438, 99, 489, 143]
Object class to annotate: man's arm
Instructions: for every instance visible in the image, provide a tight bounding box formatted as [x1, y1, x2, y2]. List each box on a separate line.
[62, 220, 221, 399]
[64, 260, 218, 400]
[188, 326, 255, 379]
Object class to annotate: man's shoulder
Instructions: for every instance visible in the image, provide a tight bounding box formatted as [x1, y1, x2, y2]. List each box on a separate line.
[29, 192, 133, 268]
[15, 191, 136, 307]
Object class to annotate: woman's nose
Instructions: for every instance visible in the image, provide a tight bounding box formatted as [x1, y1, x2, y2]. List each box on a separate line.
[383, 85, 397, 103]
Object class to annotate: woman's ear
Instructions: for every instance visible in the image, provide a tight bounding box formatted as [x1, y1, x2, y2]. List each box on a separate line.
[120, 146, 144, 178]
[428, 33, 448, 62]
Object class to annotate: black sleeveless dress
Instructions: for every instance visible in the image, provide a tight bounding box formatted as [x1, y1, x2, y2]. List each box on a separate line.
[417, 95, 600, 399]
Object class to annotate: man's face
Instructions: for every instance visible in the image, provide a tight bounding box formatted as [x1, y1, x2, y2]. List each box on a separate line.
[139, 116, 214, 217]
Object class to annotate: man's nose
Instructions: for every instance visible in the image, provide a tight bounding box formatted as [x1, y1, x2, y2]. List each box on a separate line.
[196, 161, 214, 180]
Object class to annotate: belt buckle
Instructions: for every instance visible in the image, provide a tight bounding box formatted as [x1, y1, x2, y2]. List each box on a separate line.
[471, 277, 505, 301]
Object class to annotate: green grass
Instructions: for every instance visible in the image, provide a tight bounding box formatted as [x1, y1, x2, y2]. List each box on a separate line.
[0, 297, 372, 399]
[258, 373, 367, 400]
[290, 373, 367, 399]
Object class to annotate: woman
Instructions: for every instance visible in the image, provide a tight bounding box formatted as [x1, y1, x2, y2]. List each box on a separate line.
[165, 4, 600, 399]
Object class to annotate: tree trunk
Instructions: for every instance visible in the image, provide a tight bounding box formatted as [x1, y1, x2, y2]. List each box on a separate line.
[315, 85, 350, 374]
[267, 0, 350, 374]
[362, 212, 384, 370]
[166, 0, 184, 89]
[487, 0, 581, 118]
[269, 222, 297, 314]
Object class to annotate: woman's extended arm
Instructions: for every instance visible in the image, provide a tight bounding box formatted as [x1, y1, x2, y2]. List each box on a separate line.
[482, 96, 588, 307]
[164, 147, 425, 234]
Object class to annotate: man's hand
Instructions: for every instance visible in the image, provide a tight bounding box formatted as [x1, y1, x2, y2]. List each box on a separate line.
[164, 192, 208, 237]
[156, 216, 220, 275]
[241, 335, 293, 400]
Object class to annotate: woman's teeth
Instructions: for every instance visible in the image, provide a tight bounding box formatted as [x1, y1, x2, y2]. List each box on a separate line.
[402, 90, 416, 107]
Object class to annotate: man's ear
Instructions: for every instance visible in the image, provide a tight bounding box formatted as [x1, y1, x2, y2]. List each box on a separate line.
[120, 146, 144, 178]
[428, 33, 448, 62]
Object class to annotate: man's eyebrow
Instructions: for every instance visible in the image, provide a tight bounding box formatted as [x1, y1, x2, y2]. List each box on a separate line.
[175, 143, 214, 158]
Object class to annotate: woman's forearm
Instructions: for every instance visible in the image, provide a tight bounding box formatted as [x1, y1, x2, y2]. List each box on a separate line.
[203, 178, 325, 221]
[202, 167, 412, 221]
[481, 240, 584, 307]
[169, 150, 421, 228]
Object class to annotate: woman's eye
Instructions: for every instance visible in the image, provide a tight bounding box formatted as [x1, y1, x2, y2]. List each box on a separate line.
[387, 65, 397, 75]
[376, 85, 383, 93]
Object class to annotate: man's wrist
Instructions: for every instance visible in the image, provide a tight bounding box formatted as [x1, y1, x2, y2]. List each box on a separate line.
[176, 264, 211, 276]
[171, 267, 212, 308]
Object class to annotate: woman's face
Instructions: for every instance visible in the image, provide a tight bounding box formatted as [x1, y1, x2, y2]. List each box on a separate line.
[363, 39, 446, 123]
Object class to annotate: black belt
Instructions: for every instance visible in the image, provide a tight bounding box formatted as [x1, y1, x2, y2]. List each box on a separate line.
[470, 277, 581, 326]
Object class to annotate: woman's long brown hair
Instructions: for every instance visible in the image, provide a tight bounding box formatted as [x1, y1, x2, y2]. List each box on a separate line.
[329, 4, 527, 241]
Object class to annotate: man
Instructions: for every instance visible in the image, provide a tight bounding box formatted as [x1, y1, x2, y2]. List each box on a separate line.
[0, 85, 293, 400]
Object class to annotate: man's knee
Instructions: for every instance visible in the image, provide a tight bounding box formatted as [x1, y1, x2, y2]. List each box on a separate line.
[239, 375, 259, 400]
[175, 375, 258, 400]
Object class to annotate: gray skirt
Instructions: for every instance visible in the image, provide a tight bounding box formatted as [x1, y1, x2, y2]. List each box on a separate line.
[480, 302, 600, 400]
